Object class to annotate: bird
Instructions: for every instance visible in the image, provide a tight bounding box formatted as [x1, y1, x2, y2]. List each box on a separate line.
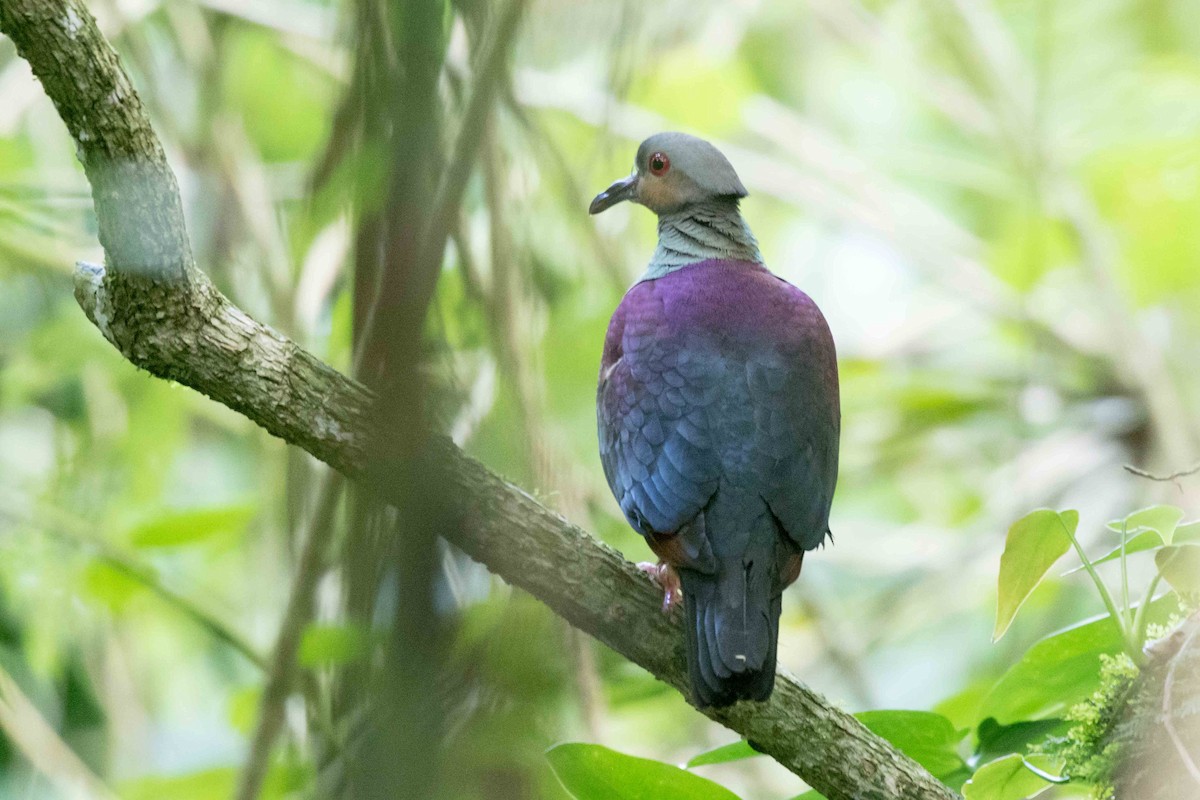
[590, 132, 840, 707]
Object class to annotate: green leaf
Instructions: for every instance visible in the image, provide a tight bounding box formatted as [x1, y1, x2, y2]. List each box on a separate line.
[994, 510, 1077, 641]
[228, 685, 261, 735]
[979, 595, 1178, 724]
[974, 718, 1067, 765]
[934, 678, 996, 730]
[546, 744, 741, 800]
[83, 561, 151, 611]
[298, 623, 370, 667]
[1063, 528, 1163, 574]
[1106, 505, 1185, 543]
[1175, 521, 1200, 544]
[128, 505, 256, 548]
[1155, 543, 1200, 593]
[854, 710, 968, 780]
[686, 741, 759, 768]
[121, 767, 237, 800]
[1066, 515, 1200, 587]
[121, 763, 304, 800]
[962, 755, 1051, 799]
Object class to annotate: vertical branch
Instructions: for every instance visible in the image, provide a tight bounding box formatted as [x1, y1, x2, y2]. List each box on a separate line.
[337, 1, 449, 797]
[236, 475, 345, 800]
[335, 1, 529, 797]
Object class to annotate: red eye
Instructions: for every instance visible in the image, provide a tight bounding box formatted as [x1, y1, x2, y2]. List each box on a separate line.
[649, 151, 670, 176]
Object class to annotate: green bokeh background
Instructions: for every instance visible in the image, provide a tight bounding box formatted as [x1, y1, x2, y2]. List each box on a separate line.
[1, 0, 1198, 797]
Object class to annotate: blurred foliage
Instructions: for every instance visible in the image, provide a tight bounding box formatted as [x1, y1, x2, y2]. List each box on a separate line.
[1, 0, 1200, 797]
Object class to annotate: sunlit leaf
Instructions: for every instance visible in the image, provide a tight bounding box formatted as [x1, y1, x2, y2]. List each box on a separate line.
[1063, 529, 1163, 575]
[855, 710, 968, 780]
[228, 685, 261, 735]
[121, 762, 305, 800]
[994, 510, 1077, 641]
[979, 596, 1178, 724]
[1155, 543, 1200, 594]
[546, 744, 741, 800]
[298, 623, 370, 667]
[1175, 521, 1200, 543]
[1105, 505, 1185, 543]
[1075, 517, 1200, 575]
[961, 754, 1051, 799]
[122, 768, 237, 800]
[686, 741, 759, 768]
[83, 561, 149, 611]
[128, 505, 256, 548]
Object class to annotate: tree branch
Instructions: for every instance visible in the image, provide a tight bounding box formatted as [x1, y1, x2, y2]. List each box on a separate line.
[0, 2, 959, 798]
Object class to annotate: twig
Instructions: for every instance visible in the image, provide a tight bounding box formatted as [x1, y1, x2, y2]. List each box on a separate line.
[1124, 461, 1200, 483]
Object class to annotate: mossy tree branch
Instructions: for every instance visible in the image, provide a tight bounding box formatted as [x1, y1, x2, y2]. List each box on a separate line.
[0, 2, 959, 798]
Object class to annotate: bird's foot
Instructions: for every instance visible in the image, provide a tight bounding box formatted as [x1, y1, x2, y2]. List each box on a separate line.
[636, 561, 681, 613]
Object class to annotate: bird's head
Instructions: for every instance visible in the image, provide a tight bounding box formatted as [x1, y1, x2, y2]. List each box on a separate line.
[589, 132, 748, 216]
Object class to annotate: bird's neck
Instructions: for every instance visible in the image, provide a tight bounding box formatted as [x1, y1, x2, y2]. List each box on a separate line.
[642, 200, 763, 281]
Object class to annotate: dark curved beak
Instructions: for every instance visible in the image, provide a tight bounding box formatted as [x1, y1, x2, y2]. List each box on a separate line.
[589, 173, 638, 215]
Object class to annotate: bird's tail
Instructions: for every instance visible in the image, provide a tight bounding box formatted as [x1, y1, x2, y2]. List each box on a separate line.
[679, 558, 781, 708]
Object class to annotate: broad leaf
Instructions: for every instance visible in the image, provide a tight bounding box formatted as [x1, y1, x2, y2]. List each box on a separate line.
[227, 686, 261, 735]
[546, 744, 741, 800]
[1063, 528, 1163, 574]
[994, 510, 1077, 641]
[298, 623, 370, 667]
[1070, 517, 1200, 574]
[128, 505, 256, 548]
[934, 678, 996, 730]
[979, 596, 1178, 724]
[961, 755, 1050, 799]
[1175, 521, 1200, 543]
[974, 718, 1067, 765]
[1156, 543, 1200, 594]
[855, 710, 968, 780]
[686, 741, 759, 768]
[122, 768, 237, 800]
[83, 561, 152, 611]
[121, 763, 304, 800]
[1106, 505, 1185, 543]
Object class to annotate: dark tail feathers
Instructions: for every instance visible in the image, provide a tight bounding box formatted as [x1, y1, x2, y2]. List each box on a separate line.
[679, 564, 781, 708]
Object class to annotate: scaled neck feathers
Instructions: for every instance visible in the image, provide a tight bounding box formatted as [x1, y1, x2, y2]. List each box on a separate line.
[642, 199, 763, 281]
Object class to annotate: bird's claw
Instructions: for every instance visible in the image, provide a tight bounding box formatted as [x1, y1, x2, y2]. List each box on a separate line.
[636, 561, 682, 613]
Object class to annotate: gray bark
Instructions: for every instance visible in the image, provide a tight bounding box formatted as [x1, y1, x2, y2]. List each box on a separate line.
[0, 2, 960, 798]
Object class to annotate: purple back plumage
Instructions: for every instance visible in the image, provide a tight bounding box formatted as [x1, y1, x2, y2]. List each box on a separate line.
[597, 259, 840, 706]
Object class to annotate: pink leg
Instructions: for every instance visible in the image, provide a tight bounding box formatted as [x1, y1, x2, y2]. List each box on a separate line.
[636, 561, 682, 612]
